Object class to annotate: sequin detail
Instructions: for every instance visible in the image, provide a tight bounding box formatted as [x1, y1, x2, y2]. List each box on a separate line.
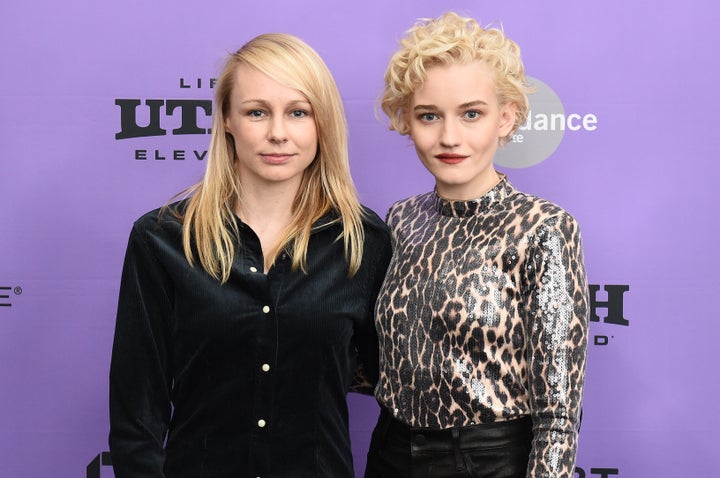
[375, 178, 588, 478]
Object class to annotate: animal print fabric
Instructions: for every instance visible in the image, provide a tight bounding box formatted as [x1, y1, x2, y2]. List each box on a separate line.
[374, 177, 588, 478]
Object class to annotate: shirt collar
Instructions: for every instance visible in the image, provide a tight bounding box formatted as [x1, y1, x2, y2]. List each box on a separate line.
[434, 175, 513, 218]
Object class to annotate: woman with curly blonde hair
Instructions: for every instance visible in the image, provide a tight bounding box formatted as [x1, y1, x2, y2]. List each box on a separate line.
[366, 12, 588, 478]
[109, 33, 391, 478]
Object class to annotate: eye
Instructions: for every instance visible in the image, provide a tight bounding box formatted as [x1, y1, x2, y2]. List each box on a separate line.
[247, 109, 266, 118]
[464, 110, 482, 120]
[291, 109, 309, 118]
[418, 112, 438, 122]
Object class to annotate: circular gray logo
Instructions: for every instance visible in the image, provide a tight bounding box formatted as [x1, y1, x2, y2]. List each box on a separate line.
[495, 76, 565, 168]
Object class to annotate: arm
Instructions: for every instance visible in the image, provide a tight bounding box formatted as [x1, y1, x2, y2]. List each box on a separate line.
[349, 216, 393, 394]
[525, 213, 588, 478]
[109, 223, 173, 477]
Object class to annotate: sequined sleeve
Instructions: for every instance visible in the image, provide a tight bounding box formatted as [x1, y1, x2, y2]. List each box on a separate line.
[524, 212, 588, 478]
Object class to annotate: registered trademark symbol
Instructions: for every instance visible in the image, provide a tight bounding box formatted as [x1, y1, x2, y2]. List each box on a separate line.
[13, 286, 22, 295]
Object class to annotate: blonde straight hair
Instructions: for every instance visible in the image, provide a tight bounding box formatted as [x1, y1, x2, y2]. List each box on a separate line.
[178, 34, 365, 282]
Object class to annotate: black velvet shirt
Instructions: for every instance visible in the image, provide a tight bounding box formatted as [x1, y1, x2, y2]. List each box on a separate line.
[109, 202, 391, 478]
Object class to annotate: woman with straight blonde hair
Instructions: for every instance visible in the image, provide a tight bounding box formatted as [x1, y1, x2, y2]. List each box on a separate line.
[109, 33, 391, 478]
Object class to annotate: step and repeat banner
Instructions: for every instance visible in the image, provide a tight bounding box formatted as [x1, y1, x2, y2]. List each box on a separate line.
[1, 1, 717, 476]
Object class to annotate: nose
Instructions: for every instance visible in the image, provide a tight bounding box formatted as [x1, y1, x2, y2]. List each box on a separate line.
[439, 118, 460, 148]
[268, 117, 288, 143]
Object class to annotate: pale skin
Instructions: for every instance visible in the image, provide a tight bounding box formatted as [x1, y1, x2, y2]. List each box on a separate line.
[408, 61, 517, 201]
[223, 64, 318, 272]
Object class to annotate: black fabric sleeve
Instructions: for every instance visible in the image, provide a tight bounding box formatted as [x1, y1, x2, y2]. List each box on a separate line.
[349, 213, 392, 394]
[109, 222, 173, 477]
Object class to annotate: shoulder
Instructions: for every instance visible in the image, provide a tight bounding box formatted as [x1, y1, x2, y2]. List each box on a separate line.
[386, 191, 435, 223]
[504, 188, 582, 245]
[506, 188, 580, 228]
[130, 199, 187, 242]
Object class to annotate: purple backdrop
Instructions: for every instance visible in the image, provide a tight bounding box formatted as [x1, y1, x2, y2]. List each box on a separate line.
[1, 1, 717, 476]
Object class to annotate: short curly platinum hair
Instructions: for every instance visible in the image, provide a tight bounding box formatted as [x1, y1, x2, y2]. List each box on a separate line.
[381, 12, 532, 143]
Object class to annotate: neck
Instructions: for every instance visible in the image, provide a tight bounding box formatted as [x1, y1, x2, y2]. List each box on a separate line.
[436, 170, 502, 201]
[236, 184, 296, 225]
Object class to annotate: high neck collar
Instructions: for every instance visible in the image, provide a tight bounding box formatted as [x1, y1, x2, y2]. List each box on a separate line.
[434, 176, 512, 218]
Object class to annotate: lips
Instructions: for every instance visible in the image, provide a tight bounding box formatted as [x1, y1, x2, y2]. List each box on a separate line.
[260, 153, 294, 165]
[435, 153, 467, 165]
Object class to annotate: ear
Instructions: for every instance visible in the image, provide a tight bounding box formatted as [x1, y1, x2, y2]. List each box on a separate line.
[498, 102, 517, 138]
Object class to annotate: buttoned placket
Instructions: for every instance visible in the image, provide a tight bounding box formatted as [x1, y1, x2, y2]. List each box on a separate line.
[235, 223, 275, 478]
[256, 297, 272, 433]
[237, 217, 335, 476]
[245, 239, 291, 478]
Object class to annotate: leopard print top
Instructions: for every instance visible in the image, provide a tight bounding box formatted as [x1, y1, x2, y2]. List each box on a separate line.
[375, 176, 588, 478]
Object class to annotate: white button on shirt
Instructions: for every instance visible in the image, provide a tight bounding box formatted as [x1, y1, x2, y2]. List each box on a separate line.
[249, 266, 258, 273]
[261, 364, 270, 372]
[109, 204, 393, 476]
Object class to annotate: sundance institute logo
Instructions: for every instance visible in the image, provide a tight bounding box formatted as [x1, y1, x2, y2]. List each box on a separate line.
[495, 76, 598, 168]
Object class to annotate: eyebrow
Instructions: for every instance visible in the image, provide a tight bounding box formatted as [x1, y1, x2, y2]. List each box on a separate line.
[413, 100, 489, 111]
[240, 99, 311, 107]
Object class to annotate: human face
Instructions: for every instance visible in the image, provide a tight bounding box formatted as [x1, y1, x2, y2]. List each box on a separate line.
[224, 64, 318, 191]
[408, 61, 516, 200]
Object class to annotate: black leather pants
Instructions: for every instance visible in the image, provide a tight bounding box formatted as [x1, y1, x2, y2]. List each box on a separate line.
[365, 408, 532, 478]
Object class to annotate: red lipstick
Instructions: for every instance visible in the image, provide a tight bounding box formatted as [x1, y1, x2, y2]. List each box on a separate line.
[436, 153, 467, 164]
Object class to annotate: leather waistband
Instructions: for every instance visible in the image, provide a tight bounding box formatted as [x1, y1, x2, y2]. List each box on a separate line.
[379, 407, 533, 453]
